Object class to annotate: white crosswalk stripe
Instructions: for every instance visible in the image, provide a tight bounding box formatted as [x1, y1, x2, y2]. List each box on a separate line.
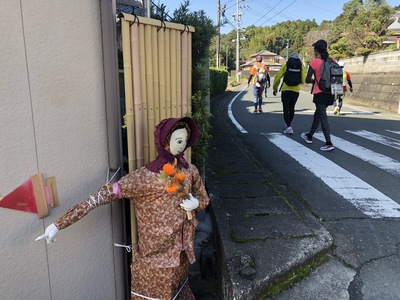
[263, 132, 400, 218]
[346, 130, 400, 150]
[386, 130, 400, 135]
[313, 133, 400, 176]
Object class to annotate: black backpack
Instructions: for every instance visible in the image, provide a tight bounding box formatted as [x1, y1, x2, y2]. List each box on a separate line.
[283, 57, 302, 86]
[317, 58, 343, 94]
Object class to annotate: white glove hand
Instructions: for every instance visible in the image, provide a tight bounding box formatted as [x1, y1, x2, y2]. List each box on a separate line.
[35, 223, 59, 244]
[180, 193, 199, 212]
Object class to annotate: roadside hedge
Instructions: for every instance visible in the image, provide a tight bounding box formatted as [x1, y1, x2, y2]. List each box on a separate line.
[210, 67, 228, 97]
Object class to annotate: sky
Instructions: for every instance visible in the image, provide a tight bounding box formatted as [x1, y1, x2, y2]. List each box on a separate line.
[155, 0, 399, 34]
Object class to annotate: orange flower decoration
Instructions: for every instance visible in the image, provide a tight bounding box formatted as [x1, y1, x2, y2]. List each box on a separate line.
[165, 183, 177, 193]
[159, 161, 186, 194]
[162, 163, 175, 175]
[174, 172, 186, 181]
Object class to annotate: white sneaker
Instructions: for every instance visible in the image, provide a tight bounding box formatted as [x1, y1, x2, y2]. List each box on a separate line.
[284, 126, 294, 135]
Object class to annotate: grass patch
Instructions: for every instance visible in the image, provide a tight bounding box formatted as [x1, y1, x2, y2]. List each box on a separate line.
[256, 252, 331, 298]
[229, 232, 270, 243]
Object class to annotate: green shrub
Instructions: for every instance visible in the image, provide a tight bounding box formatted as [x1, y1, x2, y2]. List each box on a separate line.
[210, 67, 229, 97]
[356, 47, 372, 56]
[191, 89, 212, 169]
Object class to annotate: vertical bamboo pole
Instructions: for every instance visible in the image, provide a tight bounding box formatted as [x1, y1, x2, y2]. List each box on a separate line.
[139, 23, 149, 164]
[151, 26, 160, 161]
[181, 30, 188, 116]
[121, 19, 136, 172]
[152, 26, 160, 129]
[131, 23, 143, 169]
[186, 32, 193, 163]
[145, 25, 156, 161]
[170, 30, 177, 117]
[187, 33, 193, 114]
[165, 29, 172, 117]
[158, 28, 167, 121]
[176, 30, 182, 117]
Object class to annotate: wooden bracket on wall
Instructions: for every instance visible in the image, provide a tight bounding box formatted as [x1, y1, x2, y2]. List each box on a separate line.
[0, 173, 60, 218]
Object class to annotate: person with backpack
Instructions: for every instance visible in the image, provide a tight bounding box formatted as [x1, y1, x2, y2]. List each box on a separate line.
[301, 39, 337, 152]
[247, 55, 271, 114]
[273, 52, 306, 134]
[333, 61, 353, 115]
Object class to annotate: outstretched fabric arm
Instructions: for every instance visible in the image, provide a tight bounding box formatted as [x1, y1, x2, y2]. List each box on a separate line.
[54, 184, 119, 230]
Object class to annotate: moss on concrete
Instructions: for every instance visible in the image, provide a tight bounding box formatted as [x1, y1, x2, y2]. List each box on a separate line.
[256, 252, 331, 298]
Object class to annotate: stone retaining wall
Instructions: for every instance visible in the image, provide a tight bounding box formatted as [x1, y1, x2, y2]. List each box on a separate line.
[340, 50, 400, 113]
[350, 73, 400, 113]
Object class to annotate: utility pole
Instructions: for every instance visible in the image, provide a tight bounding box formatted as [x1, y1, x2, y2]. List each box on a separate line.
[226, 45, 229, 69]
[286, 39, 290, 61]
[142, 0, 151, 17]
[233, 0, 243, 82]
[216, 0, 221, 68]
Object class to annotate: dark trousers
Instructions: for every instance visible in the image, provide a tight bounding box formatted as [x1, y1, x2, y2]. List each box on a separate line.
[309, 103, 331, 143]
[282, 91, 299, 127]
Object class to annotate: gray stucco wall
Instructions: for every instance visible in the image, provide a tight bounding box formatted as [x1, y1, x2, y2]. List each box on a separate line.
[0, 1, 118, 299]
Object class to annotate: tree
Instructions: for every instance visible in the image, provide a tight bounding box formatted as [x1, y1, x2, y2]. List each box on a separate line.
[167, 1, 216, 169]
[342, 0, 363, 27]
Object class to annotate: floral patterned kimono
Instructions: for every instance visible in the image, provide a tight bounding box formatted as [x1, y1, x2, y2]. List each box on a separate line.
[54, 117, 210, 300]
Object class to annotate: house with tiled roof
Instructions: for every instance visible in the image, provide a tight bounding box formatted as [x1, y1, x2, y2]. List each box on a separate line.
[241, 50, 282, 76]
[383, 15, 400, 48]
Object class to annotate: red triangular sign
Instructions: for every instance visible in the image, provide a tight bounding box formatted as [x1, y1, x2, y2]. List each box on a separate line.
[0, 179, 38, 213]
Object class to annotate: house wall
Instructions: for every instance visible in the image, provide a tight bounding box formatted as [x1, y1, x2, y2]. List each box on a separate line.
[0, 1, 119, 299]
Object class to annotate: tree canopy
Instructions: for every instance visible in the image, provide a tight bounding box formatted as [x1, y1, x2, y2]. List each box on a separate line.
[216, 0, 398, 67]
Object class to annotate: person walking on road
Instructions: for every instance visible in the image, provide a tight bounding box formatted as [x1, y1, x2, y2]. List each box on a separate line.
[333, 61, 353, 115]
[247, 55, 270, 114]
[273, 52, 306, 135]
[301, 39, 335, 152]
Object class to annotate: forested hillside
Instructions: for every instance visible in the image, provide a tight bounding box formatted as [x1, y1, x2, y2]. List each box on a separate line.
[216, 0, 400, 67]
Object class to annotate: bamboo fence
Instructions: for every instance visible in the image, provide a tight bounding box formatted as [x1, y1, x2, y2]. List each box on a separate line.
[119, 13, 195, 260]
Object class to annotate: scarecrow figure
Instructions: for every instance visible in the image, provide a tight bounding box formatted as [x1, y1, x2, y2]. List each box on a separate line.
[36, 117, 210, 300]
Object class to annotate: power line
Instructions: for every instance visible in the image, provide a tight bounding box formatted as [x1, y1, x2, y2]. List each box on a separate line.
[259, 0, 298, 27]
[252, 0, 284, 26]
[221, 0, 301, 31]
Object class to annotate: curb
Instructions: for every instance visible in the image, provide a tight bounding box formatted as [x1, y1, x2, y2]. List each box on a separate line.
[206, 88, 333, 299]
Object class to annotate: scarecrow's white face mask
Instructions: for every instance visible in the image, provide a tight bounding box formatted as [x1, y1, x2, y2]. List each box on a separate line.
[169, 128, 189, 155]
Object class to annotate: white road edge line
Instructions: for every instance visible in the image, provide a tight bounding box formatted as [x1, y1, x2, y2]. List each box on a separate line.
[228, 86, 248, 133]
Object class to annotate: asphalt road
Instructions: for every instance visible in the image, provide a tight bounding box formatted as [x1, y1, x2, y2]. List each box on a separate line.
[226, 83, 400, 299]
